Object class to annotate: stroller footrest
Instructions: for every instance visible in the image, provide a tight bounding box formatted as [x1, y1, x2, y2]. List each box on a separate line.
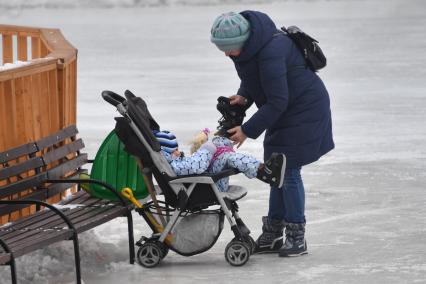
[223, 185, 247, 201]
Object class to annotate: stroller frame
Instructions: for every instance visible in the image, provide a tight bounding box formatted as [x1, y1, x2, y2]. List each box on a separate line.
[103, 90, 255, 267]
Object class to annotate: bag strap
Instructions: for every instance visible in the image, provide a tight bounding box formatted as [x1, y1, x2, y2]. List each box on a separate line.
[273, 28, 286, 37]
[274, 27, 306, 71]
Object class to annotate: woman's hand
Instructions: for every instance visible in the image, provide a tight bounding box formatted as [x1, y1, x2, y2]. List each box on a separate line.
[228, 126, 247, 148]
[229, 95, 247, 106]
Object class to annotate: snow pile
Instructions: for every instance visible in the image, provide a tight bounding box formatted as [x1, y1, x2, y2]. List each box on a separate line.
[0, 229, 130, 284]
[0, 60, 31, 71]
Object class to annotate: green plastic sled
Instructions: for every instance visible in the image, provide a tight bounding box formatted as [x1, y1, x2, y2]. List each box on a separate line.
[83, 130, 148, 201]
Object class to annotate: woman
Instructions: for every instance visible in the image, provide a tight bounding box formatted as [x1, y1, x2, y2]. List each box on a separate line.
[210, 11, 334, 257]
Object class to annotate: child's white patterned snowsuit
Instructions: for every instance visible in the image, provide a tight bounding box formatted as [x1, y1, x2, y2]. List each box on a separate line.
[161, 136, 260, 192]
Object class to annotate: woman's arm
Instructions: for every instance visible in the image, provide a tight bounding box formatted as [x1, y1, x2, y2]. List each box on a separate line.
[241, 56, 289, 139]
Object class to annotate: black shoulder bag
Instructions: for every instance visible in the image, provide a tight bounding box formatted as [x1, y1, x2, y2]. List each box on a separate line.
[281, 26, 327, 72]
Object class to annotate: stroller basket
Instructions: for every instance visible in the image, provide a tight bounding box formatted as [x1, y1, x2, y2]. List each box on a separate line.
[140, 201, 224, 256]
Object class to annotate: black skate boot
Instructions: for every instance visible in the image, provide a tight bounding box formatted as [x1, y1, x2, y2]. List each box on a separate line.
[257, 153, 286, 188]
[216, 96, 247, 138]
[254, 216, 286, 254]
[278, 223, 308, 257]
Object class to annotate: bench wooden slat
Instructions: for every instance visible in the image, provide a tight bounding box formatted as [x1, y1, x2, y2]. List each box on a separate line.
[1, 206, 112, 247]
[66, 195, 108, 207]
[0, 205, 60, 234]
[65, 191, 115, 207]
[0, 172, 47, 199]
[36, 125, 78, 149]
[10, 230, 74, 258]
[0, 190, 46, 216]
[0, 253, 11, 265]
[68, 204, 120, 224]
[0, 142, 38, 164]
[75, 206, 127, 233]
[0, 204, 89, 240]
[0, 195, 108, 240]
[2, 226, 60, 247]
[0, 156, 44, 180]
[42, 139, 85, 164]
[7, 227, 72, 252]
[0, 211, 54, 236]
[3, 214, 73, 247]
[44, 170, 82, 198]
[47, 154, 88, 179]
[0, 205, 92, 243]
[0, 209, 70, 240]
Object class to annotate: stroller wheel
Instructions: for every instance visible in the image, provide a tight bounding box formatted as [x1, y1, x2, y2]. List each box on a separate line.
[225, 240, 250, 266]
[245, 235, 256, 255]
[161, 246, 169, 259]
[137, 241, 163, 268]
[232, 236, 256, 255]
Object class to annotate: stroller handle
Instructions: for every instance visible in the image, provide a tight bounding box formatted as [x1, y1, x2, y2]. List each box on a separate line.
[102, 90, 126, 107]
[124, 89, 137, 100]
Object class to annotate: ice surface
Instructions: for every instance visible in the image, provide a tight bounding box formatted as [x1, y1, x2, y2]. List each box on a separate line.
[0, 0, 282, 9]
[1, 0, 426, 283]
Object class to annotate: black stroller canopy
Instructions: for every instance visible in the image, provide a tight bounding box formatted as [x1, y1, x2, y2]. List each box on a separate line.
[110, 90, 163, 168]
[125, 90, 161, 152]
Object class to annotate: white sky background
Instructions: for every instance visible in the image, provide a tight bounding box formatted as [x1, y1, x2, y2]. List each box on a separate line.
[1, 0, 426, 283]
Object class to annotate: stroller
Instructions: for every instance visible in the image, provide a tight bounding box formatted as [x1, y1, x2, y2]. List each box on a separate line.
[102, 90, 256, 267]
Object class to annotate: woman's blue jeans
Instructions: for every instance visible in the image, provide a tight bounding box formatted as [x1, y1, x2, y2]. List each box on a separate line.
[268, 167, 305, 223]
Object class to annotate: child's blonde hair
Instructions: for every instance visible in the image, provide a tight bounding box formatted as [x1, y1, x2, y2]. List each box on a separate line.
[190, 128, 210, 154]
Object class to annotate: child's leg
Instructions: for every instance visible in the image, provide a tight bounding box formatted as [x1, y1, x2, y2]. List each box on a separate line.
[225, 152, 261, 179]
[216, 178, 229, 192]
[170, 149, 212, 175]
[208, 155, 229, 192]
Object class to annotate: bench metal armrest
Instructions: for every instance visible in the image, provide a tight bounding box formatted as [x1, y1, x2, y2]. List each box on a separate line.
[0, 199, 77, 232]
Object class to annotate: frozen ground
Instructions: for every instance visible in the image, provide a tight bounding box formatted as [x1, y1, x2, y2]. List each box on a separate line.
[1, 0, 426, 283]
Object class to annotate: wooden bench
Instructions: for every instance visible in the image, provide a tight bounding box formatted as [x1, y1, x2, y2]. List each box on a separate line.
[0, 125, 135, 284]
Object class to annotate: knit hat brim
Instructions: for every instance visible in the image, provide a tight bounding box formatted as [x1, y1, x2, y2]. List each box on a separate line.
[210, 32, 250, 52]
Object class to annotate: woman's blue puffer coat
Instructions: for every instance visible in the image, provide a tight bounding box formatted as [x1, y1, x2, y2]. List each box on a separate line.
[234, 10, 334, 168]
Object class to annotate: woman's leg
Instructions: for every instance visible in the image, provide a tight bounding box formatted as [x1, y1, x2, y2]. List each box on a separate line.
[268, 186, 286, 220]
[279, 167, 307, 257]
[256, 168, 305, 254]
[267, 167, 304, 222]
[282, 167, 305, 223]
[255, 186, 286, 253]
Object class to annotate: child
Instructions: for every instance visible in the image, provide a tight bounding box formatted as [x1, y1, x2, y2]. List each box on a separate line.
[153, 129, 285, 192]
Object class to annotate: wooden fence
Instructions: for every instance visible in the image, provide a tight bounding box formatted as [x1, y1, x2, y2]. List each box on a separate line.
[0, 25, 77, 223]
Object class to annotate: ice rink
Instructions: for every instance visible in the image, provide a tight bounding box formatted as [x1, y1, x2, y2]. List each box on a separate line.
[1, 0, 426, 283]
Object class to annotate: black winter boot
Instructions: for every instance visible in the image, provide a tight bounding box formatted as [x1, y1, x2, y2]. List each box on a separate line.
[254, 216, 286, 254]
[257, 153, 286, 188]
[279, 223, 308, 257]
